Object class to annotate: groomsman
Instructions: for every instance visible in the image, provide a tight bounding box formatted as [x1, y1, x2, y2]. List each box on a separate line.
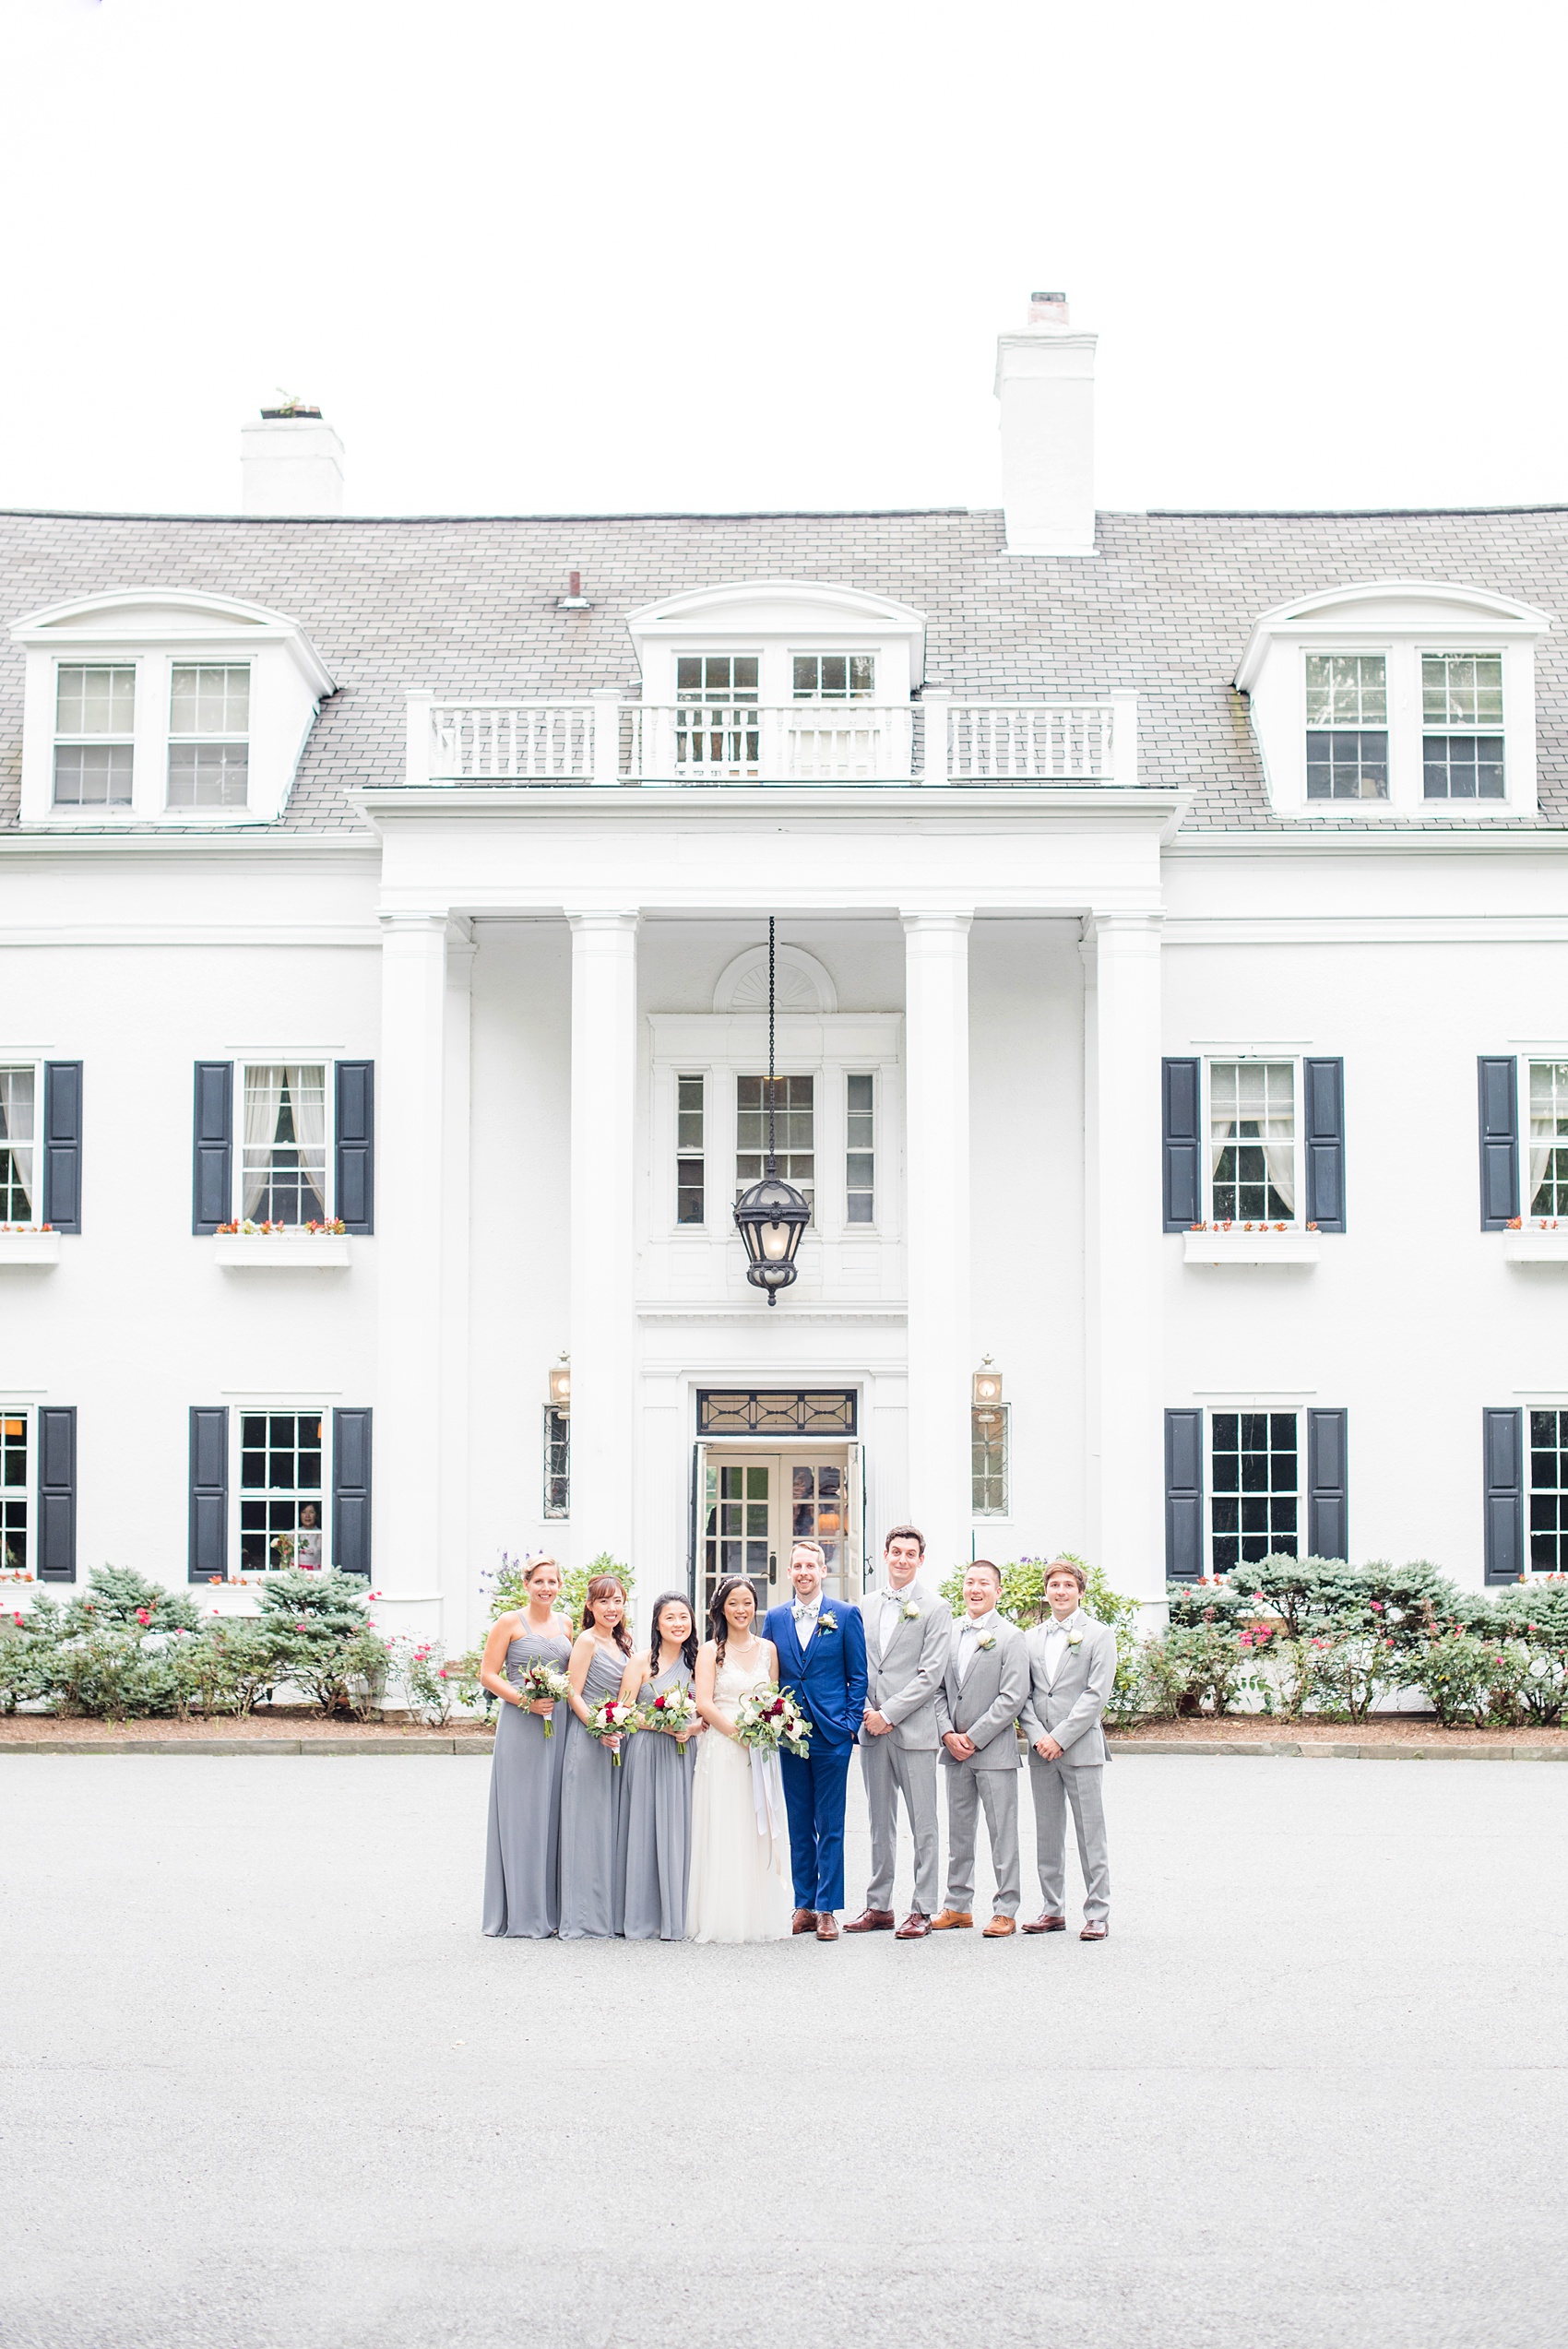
[932, 1560, 1030, 1939]
[1019, 1559, 1116, 1940]
[846, 1524, 952, 1940]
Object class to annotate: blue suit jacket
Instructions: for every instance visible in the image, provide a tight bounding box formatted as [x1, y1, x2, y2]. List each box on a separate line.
[765, 1599, 868, 1754]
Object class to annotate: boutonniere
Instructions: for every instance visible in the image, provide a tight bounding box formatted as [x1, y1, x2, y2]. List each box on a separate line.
[1067, 1628, 1084, 1649]
[975, 1631, 997, 1653]
[899, 1599, 921, 1622]
[818, 1611, 838, 1635]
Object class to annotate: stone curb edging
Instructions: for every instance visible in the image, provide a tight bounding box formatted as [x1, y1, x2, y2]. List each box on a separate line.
[0, 1736, 497, 1756]
[1111, 1739, 1568, 1761]
[2, 1735, 1567, 1760]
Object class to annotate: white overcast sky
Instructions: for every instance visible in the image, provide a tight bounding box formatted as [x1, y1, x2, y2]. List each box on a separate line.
[5, 0, 1567, 519]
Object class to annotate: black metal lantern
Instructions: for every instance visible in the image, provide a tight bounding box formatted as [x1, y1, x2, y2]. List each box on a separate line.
[732, 918, 812, 1305]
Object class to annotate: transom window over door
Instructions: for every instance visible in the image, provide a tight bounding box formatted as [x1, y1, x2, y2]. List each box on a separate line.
[1210, 1062, 1295, 1222]
[1529, 1062, 1568, 1216]
[169, 664, 250, 809]
[1304, 653, 1387, 800]
[1423, 652, 1503, 799]
[242, 1064, 327, 1224]
[792, 654, 874, 698]
[736, 1075, 814, 1214]
[240, 1412, 325, 1572]
[0, 1071, 36, 1221]
[53, 663, 135, 806]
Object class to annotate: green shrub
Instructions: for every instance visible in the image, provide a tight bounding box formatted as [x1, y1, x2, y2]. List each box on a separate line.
[485, 1549, 636, 1632]
[1393, 1628, 1495, 1726]
[172, 1619, 279, 1718]
[937, 1553, 1143, 1715]
[63, 1564, 201, 1636]
[1136, 1622, 1262, 1719]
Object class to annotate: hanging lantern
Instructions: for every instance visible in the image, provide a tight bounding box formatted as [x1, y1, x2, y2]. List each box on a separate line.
[732, 918, 811, 1305]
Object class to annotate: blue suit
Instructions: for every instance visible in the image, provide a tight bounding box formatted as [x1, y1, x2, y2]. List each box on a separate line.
[765, 1598, 868, 1915]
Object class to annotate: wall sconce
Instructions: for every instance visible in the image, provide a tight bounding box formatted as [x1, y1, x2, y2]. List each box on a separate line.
[972, 1362, 1003, 1420]
[548, 1359, 571, 1409]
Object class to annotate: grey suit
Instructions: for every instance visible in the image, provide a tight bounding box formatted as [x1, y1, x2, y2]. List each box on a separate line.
[857, 1584, 951, 1916]
[935, 1615, 1029, 1917]
[1019, 1609, 1116, 1925]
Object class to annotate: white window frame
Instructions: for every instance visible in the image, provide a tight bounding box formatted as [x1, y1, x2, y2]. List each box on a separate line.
[0, 1058, 46, 1228]
[543, 1405, 570, 1519]
[971, 1400, 1010, 1522]
[1206, 1403, 1303, 1578]
[1301, 650, 1389, 804]
[675, 1072, 707, 1228]
[51, 660, 137, 813]
[0, 1403, 32, 1578]
[845, 1069, 876, 1229]
[1526, 1406, 1568, 1575]
[166, 661, 253, 812]
[734, 1070, 817, 1219]
[1203, 1056, 1303, 1229]
[234, 1404, 330, 1575]
[790, 650, 878, 700]
[228, 1057, 337, 1228]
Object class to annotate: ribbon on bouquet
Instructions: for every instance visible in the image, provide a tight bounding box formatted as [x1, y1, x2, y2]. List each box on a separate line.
[749, 1745, 782, 1857]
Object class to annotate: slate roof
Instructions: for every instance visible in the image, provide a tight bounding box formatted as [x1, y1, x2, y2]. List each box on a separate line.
[4, 503, 1568, 834]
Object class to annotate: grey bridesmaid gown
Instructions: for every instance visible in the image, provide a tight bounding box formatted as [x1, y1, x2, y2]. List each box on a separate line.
[558, 1642, 630, 1940]
[481, 1624, 571, 1939]
[616, 1660, 695, 1941]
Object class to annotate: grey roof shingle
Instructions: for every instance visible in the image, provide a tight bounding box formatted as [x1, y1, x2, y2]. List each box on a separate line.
[3, 503, 1566, 833]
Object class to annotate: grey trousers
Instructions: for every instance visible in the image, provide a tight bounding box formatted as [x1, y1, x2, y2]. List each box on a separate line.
[1028, 1752, 1110, 1923]
[861, 1735, 941, 1916]
[943, 1765, 1021, 1916]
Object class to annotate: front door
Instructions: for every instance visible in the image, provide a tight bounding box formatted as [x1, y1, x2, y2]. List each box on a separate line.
[695, 1444, 862, 1629]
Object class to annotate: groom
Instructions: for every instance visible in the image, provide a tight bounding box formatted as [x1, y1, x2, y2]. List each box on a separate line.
[766, 1539, 867, 1942]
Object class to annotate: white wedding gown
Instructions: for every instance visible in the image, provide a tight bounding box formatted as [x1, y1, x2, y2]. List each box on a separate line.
[686, 1648, 793, 1944]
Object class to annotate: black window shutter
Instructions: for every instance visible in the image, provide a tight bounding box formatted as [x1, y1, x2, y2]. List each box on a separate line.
[1478, 1058, 1519, 1230]
[36, 1406, 77, 1584]
[42, 1062, 83, 1234]
[1307, 1408, 1348, 1560]
[1303, 1058, 1346, 1232]
[192, 1062, 233, 1235]
[1162, 1058, 1202, 1231]
[188, 1406, 229, 1583]
[335, 1062, 374, 1234]
[1164, 1407, 1205, 1581]
[1482, 1406, 1524, 1584]
[333, 1408, 373, 1575]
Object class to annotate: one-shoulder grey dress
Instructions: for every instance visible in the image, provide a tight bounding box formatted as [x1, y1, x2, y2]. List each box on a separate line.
[616, 1660, 695, 1940]
[558, 1641, 629, 1940]
[481, 1624, 571, 1940]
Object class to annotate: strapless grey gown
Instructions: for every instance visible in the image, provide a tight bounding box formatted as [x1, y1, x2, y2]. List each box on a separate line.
[558, 1642, 630, 1940]
[481, 1626, 571, 1939]
[616, 1661, 695, 1941]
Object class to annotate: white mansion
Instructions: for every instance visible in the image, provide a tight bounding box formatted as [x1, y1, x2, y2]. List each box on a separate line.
[3, 296, 1565, 1647]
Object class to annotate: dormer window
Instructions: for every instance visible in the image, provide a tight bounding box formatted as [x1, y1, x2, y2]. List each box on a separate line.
[1421, 653, 1504, 800]
[169, 664, 250, 808]
[53, 663, 135, 806]
[1304, 654, 1386, 800]
[793, 654, 874, 699]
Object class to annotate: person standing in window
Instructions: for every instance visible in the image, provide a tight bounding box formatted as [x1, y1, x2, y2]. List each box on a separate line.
[558, 1573, 633, 1939]
[614, 1593, 701, 1940]
[481, 1558, 574, 1940]
[295, 1503, 323, 1570]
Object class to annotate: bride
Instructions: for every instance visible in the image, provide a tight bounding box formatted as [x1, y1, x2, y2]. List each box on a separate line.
[687, 1576, 793, 1944]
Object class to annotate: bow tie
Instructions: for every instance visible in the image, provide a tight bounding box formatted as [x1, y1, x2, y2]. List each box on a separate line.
[794, 1605, 817, 1621]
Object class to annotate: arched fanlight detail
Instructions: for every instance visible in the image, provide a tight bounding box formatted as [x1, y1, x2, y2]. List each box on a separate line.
[731, 918, 812, 1305]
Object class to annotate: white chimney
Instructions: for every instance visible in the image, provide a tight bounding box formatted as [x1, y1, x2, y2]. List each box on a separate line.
[993, 291, 1097, 557]
[240, 404, 345, 516]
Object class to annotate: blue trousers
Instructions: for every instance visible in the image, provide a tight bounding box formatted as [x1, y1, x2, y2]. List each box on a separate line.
[779, 1742, 852, 1913]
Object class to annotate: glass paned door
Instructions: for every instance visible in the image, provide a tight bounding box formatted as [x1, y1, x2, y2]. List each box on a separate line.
[695, 1444, 863, 1621]
[701, 1455, 775, 1625]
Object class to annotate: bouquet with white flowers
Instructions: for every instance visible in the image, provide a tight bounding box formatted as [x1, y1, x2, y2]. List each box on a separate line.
[586, 1693, 639, 1765]
[640, 1680, 701, 1758]
[516, 1658, 571, 1736]
[732, 1684, 813, 1760]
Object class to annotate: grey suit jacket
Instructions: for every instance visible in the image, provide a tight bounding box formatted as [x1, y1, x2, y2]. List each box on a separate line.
[1018, 1612, 1118, 1766]
[934, 1618, 1028, 1771]
[859, 1587, 953, 1752]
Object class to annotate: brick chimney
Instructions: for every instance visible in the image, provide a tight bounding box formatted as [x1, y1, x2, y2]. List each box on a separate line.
[993, 291, 1097, 557]
[240, 403, 345, 516]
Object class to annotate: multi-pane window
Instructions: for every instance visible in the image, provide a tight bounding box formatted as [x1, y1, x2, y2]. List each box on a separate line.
[792, 1461, 846, 1587]
[676, 1074, 705, 1225]
[543, 1406, 570, 1518]
[53, 663, 136, 807]
[972, 1405, 1008, 1517]
[675, 654, 759, 774]
[2, 1413, 27, 1572]
[1529, 1412, 1568, 1572]
[168, 664, 250, 809]
[1423, 653, 1504, 800]
[846, 1073, 874, 1224]
[702, 1460, 771, 1616]
[1210, 1062, 1296, 1222]
[1304, 654, 1387, 800]
[242, 1064, 327, 1223]
[1211, 1412, 1298, 1572]
[1528, 1062, 1568, 1217]
[792, 654, 874, 699]
[240, 1413, 325, 1572]
[736, 1075, 814, 1214]
[0, 1071, 36, 1221]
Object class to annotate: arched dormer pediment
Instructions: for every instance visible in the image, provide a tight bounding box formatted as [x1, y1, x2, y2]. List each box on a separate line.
[1233, 576, 1552, 819]
[625, 576, 927, 705]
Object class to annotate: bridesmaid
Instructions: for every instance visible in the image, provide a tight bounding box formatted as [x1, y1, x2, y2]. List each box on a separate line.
[615, 1592, 701, 1940]
[480, 1557, 573, 1939]
[558, 1572, 633, 1939]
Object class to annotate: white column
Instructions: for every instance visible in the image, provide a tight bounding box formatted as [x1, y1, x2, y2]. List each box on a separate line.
[568, 909, 639, 1570]
[901, 910, 972, 1576]
[374, 912, 450, 1622]
[439, 925, 475, 1646]
[1082, 912, 1164, 1603]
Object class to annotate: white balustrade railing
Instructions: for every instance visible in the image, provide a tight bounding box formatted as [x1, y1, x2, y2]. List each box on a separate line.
[409, 689, 1136, 787]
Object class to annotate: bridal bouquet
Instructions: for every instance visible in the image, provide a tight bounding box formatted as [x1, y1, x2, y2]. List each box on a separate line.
[516, 1659, 571, 1736]
[641, 1682, 700, 1758]
[732, 1685, 813, 1760]
[587, 1694, 638, 1765]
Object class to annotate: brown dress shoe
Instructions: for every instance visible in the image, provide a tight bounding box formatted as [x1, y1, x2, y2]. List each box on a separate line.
[894, 1912, 932, 1940]
[982, 1914, 1016, 1939]
[844, 1908, 896, 1933]
[815, 1912, 840, 1940]
[791, 1909, 818, 1935]
[930, 1909, 973, 1930]
[1021, 1913, 1068, 1935]
[1079, 1920, 1109, 1941]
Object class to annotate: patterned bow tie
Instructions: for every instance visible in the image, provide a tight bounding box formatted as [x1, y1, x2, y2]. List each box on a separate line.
[794, 1604, 817, 1622]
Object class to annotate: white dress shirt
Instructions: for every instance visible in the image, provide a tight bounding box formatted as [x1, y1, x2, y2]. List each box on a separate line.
[1040, 1608, 1081, 1689]
[874, 1582, 918, 1658]
[953, 1608, 999, 1689]
[792, 1595, 822, 1645]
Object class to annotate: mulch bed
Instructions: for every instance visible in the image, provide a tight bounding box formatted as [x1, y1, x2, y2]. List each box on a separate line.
[0, 1708, 493, 1750]
[1111, 1716, 1568, 1753]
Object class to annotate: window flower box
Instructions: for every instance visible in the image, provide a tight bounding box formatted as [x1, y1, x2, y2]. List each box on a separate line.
[1182, 1222, 1322, 1266]
[0, 1226, 62, 1265]
[213, 1222, 350, 1267]
[1503, 1219, 1568, 1265]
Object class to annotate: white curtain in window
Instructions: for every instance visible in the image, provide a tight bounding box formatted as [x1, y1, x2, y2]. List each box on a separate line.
[0, 1070, 34, 1216]
[242, 1064, 285, 1216]
[288, 1064, 327, 1216]
[1529, 1065, 1561, 1205]
[1211, 1062, 1295, 1214]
